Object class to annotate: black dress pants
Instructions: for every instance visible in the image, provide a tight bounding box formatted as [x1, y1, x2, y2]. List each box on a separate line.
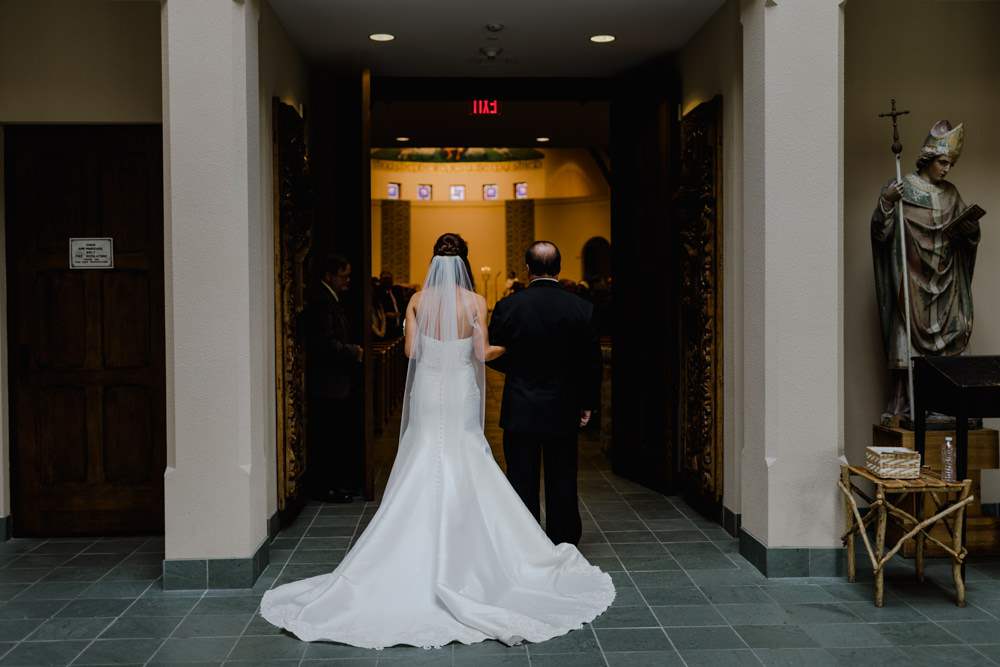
[503, 430, 582, 546]
[306, 394, 362, 495]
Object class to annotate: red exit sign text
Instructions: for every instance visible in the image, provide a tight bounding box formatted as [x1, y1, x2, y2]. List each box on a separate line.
[469, 100, 502, 116]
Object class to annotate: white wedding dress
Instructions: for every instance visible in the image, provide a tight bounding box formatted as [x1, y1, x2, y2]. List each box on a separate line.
[260, 257, 614, 649]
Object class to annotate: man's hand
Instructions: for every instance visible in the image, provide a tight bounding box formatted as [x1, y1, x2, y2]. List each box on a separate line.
[579, 410, 592, 428]
[356, 346, 364, 363]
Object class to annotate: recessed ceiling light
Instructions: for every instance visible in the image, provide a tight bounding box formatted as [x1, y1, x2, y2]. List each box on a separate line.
[395, 136, 409, 142]
[590, 34, 615, 43]
[536, 137, 550, 143]
[369, 33, 395, 42]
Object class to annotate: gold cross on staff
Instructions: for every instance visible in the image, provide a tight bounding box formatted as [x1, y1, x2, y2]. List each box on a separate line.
[878, 98, 910, 155]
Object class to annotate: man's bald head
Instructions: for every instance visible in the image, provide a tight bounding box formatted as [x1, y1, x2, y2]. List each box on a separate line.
[525, 241, 561, 279]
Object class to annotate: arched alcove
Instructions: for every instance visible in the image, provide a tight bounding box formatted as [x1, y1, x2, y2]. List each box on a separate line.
[582, 236, 611, 281]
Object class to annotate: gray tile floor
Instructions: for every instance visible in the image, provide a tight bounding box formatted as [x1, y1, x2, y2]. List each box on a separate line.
[4, 371, 1000, 665]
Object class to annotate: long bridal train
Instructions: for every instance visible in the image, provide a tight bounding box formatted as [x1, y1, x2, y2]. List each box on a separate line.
[260, 336, 615, 649]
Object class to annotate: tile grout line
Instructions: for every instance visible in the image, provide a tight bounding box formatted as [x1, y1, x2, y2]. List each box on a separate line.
[9, 536, 160, 666]
[5, 536, 130, 666]
[591, 456, 690, 665]
[575, 465, 612, 667]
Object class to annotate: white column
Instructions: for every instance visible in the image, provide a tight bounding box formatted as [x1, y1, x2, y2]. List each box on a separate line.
[161, 0, 269, 570]
[0, 130, 8, 530]
[741, 0, 845, 550]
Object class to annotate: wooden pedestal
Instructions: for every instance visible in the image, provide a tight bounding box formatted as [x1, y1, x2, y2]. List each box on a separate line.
[874, 425, 1000, 556]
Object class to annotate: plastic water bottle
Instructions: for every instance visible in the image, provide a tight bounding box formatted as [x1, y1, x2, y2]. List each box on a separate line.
[941, 436, 957, 482]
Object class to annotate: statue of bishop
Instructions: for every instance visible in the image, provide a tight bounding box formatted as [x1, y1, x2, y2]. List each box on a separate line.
[871, 120, 983, 423]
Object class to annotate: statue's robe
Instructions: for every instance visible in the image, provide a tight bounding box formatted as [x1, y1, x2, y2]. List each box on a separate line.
[871, 173, 979, 370]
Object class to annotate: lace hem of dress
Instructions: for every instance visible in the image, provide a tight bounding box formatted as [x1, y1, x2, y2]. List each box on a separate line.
[259, 568, 616, 650]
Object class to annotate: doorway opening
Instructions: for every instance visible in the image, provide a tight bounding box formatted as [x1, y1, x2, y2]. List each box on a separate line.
[365, 77, 616, 476]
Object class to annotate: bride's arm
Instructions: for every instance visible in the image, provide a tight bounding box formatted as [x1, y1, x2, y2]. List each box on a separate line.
[403, 292, 420, 358]
[472, 292, 506, 361]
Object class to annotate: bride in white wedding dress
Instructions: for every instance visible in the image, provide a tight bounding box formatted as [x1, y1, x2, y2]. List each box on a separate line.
[260, 233, 614, 649]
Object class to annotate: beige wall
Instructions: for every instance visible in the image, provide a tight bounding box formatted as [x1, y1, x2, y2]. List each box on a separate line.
[371, 158, 546, 203]
[369, 148, 609, 203]
[844, 2, 1000, 501]
[408, 202, 507, 301]
[371, 149, 612, 297]
[0, 0, 161, 123]
[0, 0, 162, 524]
[372, 194, 612, 298]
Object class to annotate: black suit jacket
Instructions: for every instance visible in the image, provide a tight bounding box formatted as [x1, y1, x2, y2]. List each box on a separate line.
[305, 285, 360, 398]
[487, 280, 602, 435]
[378, 285, 406, 337]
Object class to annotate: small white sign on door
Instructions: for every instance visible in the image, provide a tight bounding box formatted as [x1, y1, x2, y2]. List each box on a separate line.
[69, 238, 114, 269]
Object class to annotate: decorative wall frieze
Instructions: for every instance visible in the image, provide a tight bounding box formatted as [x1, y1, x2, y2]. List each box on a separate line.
[371, 159, 543, 173]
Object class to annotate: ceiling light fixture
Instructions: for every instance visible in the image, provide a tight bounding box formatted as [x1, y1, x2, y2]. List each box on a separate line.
[536, 137, 550, 143]
[369, 33, 395, 42]
[590, 34, 615, 43]
[395, 136, 410, 142]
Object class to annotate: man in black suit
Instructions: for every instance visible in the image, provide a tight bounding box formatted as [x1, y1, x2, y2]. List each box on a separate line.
[305, 254, 364, 503]
[487, 241, 603, 546]
[377, 270, 406, 339]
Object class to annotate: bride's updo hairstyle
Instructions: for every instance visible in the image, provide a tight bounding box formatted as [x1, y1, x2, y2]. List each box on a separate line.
[433, 232, 473, 286]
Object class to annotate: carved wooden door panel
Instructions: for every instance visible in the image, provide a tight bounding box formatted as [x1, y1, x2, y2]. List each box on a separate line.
[5, 125, 165, 536]
[273, 99, 312, 511]
[675, 96, 724, 512]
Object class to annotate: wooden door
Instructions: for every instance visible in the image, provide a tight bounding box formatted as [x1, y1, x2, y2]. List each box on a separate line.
[674, 96, 724, 514]
[310, 69, 374, 500]
[609, 70, 681, 495]
[5, 125, 165, 536]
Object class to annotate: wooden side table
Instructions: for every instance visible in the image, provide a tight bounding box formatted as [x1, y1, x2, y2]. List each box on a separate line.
[838, 465, 973, 607]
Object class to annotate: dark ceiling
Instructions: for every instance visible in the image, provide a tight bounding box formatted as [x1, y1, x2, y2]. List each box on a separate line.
[266, 0, 722, 148]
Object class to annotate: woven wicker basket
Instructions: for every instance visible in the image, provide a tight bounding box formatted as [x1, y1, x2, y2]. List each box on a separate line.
[866, 446, 921, 479]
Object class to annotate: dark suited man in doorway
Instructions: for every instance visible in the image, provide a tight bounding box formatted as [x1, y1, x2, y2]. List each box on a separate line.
[487, 241, 603, 545]
[305, 254, 364, 503]
[377, 270, 406, 339]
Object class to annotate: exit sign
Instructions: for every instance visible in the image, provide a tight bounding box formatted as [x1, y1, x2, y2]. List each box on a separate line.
[469, 100, 502, 116]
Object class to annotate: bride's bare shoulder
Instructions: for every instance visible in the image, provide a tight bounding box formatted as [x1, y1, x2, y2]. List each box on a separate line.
[459, 287, 484, 302]
[466, 290, 488, 315]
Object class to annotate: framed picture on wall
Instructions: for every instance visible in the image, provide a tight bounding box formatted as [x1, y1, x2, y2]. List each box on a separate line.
[449, 185, 466, 201]
[514, 182, 528, 199]
[417, 184, 432, 200]
[483, 184, 498, 200]
[387, 182, 400, 199]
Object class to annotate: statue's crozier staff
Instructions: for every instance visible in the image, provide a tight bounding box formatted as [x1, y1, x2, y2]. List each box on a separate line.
[877, 99, 914, 424]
